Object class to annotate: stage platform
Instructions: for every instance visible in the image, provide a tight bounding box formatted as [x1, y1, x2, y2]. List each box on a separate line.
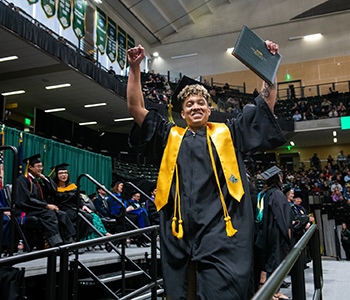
[13, 244, 161, 277]
[280, 257, 350, 299]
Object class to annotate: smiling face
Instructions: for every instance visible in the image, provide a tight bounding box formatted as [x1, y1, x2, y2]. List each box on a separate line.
[57, 170, 69, 184]
[181, 95, 211, 132]
[29, 162, 43, 178]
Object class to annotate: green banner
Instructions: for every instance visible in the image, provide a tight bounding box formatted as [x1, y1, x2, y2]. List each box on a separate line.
[95, 7, 107, 54]
[27, 0, 39, 5]
[41, 0, 56, 18]
[72, 0, 86, 40]
[106, 18, 117, 63]
[117, 26, 127, 70]
[57, 0, 71, 29]
[126, 34, 135, 68]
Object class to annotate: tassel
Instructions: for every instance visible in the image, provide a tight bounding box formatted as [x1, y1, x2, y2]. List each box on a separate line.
[224, 216, 237, 237]
[172, 217, 178, 237]
[177, 220, 183, 239]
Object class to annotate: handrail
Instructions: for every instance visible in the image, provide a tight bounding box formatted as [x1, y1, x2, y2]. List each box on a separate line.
[251, 224, 323, 300]
[0, 226, 158, 266]
[0, 145, 18, 256]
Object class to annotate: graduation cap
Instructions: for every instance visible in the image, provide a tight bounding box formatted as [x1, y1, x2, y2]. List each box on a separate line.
[22, 153, 41, 166]
[170, 75, 211, 113]
[48, 163, 69, 177]
[50, 163, 69, 172]
[260, 166, 282, 181]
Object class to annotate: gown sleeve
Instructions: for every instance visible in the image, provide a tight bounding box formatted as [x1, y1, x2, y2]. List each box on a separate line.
[227, 95, 286, 154]
[128, 110, 173, 165]
[16, 176, 47, 210]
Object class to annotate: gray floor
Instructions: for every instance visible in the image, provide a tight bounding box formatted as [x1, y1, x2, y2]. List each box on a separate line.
[280, 257, 350, 300]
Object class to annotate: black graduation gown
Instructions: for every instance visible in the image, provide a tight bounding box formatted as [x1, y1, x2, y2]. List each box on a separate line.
[16, 175, 75, 247]
[129, 95, 286, 300]
[255, 188, 291, 275]
[52, 182, 94, 239]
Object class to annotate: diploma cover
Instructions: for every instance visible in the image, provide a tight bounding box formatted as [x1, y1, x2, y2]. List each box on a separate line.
[232, 25, 282, 85]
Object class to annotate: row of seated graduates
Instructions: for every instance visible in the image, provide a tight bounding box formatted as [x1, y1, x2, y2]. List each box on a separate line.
[274, 91, 350, 121]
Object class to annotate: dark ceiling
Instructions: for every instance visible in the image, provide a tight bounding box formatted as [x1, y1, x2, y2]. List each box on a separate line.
[0, 25, 134, 134]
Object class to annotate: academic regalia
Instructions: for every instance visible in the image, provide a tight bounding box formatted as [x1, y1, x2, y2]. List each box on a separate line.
[53, 182, 94, 240]
[127, 199, 150, 228]
[145, 196, 160, 225]
[16, 174, 75, 247]
[255, 188, 291, 274]
[129, 95, 286, 300]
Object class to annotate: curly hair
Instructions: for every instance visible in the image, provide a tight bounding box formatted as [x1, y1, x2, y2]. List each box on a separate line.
[177, 84, 210, 105]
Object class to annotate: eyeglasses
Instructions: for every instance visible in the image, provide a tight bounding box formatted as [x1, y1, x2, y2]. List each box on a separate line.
[34, 165, 44, 169]
[58, 171, 68, 175]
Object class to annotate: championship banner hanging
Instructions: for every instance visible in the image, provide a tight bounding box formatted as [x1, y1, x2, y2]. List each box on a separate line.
[72, 0, 86, 40]
[126, 34, 135, 68]
[95, 7, 107, 54]
[57, 0, 71, 29]
[27, 0, 39, 5]
[106, 18, 117, 63]
[117, 26, 127, 70]
[41, 0, 56, 18]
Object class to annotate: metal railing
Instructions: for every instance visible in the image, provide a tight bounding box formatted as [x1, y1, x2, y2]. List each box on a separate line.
[251, 224, 323, 300]
[0, 226, 160, 300]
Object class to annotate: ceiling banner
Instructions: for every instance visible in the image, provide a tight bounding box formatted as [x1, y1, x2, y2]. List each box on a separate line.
[106, 17, 117, 63]
[72, 0, 86, 40]
[126, 34, 135, 68]
[57, 0, 71, 30]
[117, 25, 126, 70]
[95, 7, 107, 55]
[41, 0, 56, 18]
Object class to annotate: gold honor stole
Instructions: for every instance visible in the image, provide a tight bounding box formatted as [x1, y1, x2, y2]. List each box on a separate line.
[155, 122, 244, 239]
[57, 183, 77, 192]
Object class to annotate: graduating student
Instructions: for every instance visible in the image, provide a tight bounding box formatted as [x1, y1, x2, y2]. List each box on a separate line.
[127, 43, 285, 300]
[16, 155, 75, 247]
[255, 166, 292, 300]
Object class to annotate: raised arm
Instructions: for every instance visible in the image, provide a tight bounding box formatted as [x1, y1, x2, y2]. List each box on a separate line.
[260, 40, 279, 112]
[127, 45, 149, 127]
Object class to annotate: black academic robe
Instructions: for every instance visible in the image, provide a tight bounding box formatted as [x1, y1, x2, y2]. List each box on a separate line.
[16, 175, 75, 247]
[52, 182, 94, 240]
[255, 188, 291, 275]
[129, 95, 286, 300]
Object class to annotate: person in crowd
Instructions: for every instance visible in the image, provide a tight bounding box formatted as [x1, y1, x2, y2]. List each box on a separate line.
[312, 183, 321, 194]
[337, 150, 347, 168]
[51, 163, 111, 241]
[126, 191, 150, 228]
[343, 186, 350, 201]
[321, 98, 332, 110]
[332, 187, 344, 202]
[255, 166, 291, 300]
[341, 222, 350, 261]
[108, 66, 116, 75]
[311, 153, 321, 171]
[337, 102, 347, 116]
[94, 185, 109, 218]
[289, 84, 296, 99]
[331, 180, 343, 193]
[292, 110, 302, 121]
[127, 41, 285, 300]
[17, 155, 75, 247]
[145, 187, 160, 225]
[253, 88, 259, 98]
[328, 108, 338, 118]
[145, 75, 155, 89]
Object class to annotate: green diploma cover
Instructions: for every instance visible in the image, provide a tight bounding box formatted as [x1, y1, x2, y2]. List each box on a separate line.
[232, 25, 282, 85]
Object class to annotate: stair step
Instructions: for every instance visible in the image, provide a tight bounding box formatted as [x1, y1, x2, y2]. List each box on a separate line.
[132, 288, 164, 300]
[78, 270, 144, 285]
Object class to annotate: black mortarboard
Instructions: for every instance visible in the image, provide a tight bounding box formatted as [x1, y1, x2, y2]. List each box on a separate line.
[260, 166, 282, 181]
[171, 75, 211, 113]
[50, 163, 69, 172]
[22, 153, 41, 166]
